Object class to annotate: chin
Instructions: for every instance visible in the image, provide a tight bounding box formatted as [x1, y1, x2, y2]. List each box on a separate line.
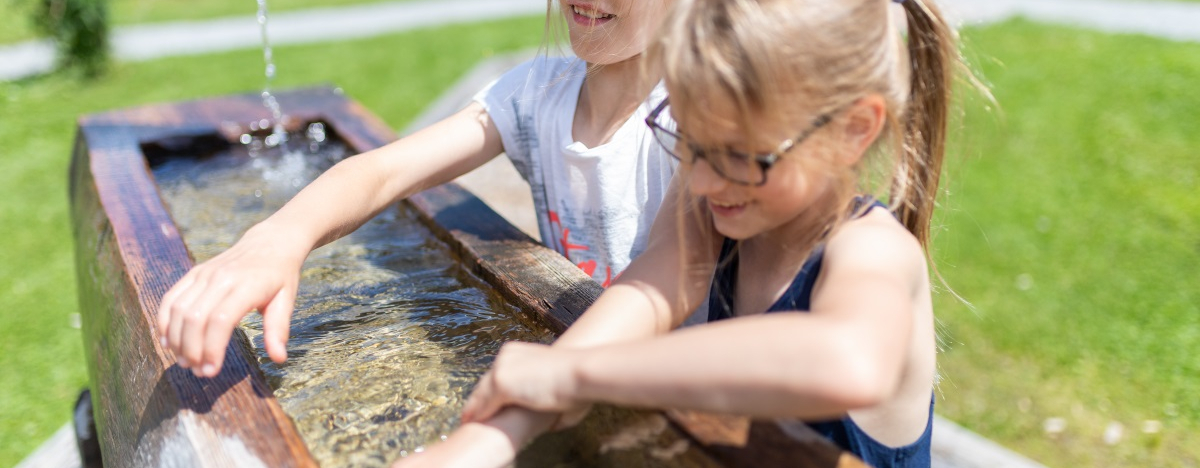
[568, 40, 636, 65]
[713, 221, 758, 241]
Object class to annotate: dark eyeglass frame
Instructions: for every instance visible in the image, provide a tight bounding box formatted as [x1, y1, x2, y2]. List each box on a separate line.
[645, 98, 836, 186]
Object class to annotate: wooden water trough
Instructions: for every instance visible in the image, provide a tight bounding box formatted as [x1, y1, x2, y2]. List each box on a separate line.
[69, 86, 866, 467]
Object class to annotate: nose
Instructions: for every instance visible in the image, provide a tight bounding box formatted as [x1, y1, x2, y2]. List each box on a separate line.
[687, 159, 730, 198]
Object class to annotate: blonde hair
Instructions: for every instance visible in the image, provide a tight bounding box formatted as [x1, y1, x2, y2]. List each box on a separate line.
[651, 0, 960, 249]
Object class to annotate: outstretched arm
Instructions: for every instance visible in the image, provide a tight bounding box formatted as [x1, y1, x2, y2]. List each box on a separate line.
[157, 103, 504, 378]
[464, 213, 924, 422]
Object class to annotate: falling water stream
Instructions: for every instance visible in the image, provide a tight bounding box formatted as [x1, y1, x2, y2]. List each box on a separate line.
[256, 0, 288, 148]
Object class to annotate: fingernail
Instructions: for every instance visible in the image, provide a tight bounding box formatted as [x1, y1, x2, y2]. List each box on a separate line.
[202, 364, 216, 377]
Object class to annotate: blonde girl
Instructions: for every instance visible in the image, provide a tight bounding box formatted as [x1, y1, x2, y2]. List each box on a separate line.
[158, 0, 676, 378]
[433, 0, 963, 466]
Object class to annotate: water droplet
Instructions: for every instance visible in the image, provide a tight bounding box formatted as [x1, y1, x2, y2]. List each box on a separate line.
[1015, 273, 1034, 291]
[254, 189, 263, 198]
[440, 434, 448, 441]
[259, 119, 271, 129]
[249, 121, 259, 131]
[414, 446, 425, 453]
[399, 450, 408, 458]
[240, 134, 253, 145]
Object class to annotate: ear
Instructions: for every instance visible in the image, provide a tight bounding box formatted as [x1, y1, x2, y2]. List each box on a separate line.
[836, 94, 887, 166]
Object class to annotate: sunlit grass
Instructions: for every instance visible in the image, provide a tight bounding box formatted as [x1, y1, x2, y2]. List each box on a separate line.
[936, 19, 1200, 467]
[0, 14, 543, 465]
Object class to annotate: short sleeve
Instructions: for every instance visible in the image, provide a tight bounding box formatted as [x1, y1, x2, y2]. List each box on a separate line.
[471, 59, 541, 182]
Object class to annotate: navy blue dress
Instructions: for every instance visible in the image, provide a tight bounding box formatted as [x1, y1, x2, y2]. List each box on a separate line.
[706, 201, 934, 467]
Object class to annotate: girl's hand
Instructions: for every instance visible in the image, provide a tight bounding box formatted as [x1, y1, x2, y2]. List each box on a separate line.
[156, 222, 310, 378]
[389, 420, 524, 468]
[461, 342, 587, 425]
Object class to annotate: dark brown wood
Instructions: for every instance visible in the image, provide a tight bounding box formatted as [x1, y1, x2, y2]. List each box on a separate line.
[71, 86, 862, 467]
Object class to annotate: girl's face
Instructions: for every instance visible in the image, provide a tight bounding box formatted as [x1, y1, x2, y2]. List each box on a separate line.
[683, 113, 839, 242]
[560, 0, 667, 65]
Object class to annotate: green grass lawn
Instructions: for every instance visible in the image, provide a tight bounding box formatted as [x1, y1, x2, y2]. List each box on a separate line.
[0, 0, 422, 44]
[0, 14, 544, 465]
[0, 14, 1196, 468]
[937, 20, 1200, 467]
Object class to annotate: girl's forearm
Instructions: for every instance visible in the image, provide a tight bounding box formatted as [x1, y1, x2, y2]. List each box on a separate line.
[251, 103, 502, 252]
[570, 313, 904, 419]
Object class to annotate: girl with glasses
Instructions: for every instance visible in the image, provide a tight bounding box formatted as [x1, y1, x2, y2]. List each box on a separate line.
[416, 0, 967, 466]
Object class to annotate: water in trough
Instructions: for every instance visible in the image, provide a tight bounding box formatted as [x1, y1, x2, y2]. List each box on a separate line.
[151, 130, 711, 467]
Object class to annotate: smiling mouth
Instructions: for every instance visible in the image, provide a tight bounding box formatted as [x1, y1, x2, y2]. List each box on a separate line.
[571, 5, 615, 20]
[709, 199, 749, 213]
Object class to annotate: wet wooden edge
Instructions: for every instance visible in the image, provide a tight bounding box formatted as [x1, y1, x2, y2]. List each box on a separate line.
[72, 86, 863, 468]
[71, 88, 361, 467]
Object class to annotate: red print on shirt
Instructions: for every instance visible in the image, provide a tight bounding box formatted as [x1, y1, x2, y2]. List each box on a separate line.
[548, 210, 611, 287]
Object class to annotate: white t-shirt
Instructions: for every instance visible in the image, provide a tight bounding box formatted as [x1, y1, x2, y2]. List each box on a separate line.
[473, 56, 676, 287]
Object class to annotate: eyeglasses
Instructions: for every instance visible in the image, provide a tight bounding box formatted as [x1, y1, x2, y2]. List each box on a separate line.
[645, 98, 835, 186]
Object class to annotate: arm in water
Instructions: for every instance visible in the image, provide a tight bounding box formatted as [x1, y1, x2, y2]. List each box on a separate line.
[156, 103, 503, 378]
[392, 175, 719, 468]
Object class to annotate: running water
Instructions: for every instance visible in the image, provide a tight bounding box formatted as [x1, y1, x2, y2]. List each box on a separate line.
[150, 135, 710, 466]
[256, 0, 288, 148]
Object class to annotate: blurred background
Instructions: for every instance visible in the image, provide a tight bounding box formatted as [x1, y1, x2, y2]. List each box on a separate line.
[0, 0, 1195, 466]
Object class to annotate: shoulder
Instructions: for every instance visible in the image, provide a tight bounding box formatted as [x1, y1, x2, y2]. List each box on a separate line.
[481, 55, 584, 100]
[822, 208, 927, 290]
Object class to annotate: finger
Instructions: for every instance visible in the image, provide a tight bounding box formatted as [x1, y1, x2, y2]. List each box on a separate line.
[460, 373, 493, 423]
[555, 404, 592, 430]
[180, 278, 234, 375]
[156, 272, 195, 346]
[167, 275, 210, 366]
[261, 285, 296, 364]
[464, 374, 506, 423]
[198, 287, 258, 377]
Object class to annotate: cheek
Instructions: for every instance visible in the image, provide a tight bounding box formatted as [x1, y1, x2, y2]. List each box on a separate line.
[758, 165, 820, 212]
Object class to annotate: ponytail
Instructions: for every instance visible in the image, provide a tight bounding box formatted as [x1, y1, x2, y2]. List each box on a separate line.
[894, 0, 956, 248]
